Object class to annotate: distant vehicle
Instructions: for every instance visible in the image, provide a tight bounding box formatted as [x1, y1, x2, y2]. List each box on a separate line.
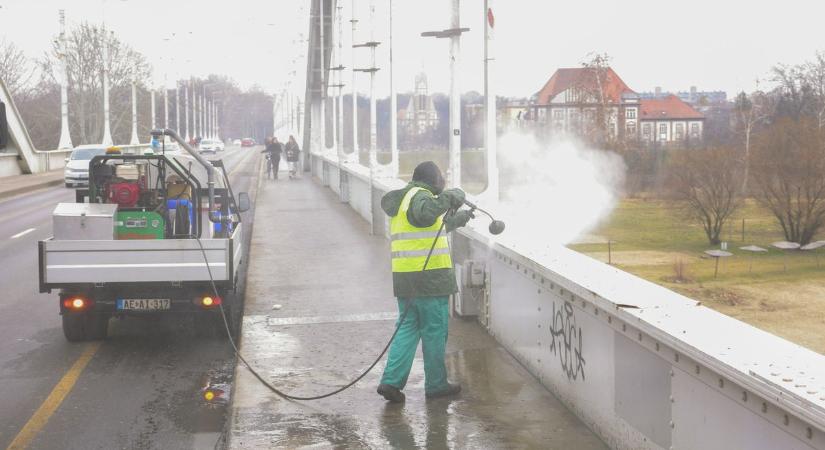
[64, 145, 106, 188]
[232, 139, 242, 146]
[199, 139, 224, 154]
[241, 138, 255, 147]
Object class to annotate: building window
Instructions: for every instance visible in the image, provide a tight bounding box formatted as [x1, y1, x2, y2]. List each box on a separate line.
[626, 108, 636, 119]
[674, 123, 684, 140]
[659, 123, 668, 140]
[643, 123, 651, 137]
[690, 122, 700, 137]
[553, 109, 564, 120]
[627, 122, 636, 136]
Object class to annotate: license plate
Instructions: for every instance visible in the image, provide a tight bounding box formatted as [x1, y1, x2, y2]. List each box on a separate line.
[116, 298, 171, 311]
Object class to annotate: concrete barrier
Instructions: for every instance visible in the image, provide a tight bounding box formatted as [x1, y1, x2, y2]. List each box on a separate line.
[309, 152, 825, 450]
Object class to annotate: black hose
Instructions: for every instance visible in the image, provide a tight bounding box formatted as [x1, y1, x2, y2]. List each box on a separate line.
[191, 212, 449, 401]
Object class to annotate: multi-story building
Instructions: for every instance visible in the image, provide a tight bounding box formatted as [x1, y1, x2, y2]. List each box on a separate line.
[530, 67, 704, 144]
[399, 72, 439, 136]
[638, 94, 704, 144]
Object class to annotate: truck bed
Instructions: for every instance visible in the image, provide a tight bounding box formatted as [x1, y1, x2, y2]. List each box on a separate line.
[39, 223, 243, 292]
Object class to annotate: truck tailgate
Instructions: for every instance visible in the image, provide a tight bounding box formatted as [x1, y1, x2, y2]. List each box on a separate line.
[39, 223, 242, 289]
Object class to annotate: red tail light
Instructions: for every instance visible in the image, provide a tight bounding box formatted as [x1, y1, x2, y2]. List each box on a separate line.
[63, 297, 92, 311]
[198, 296, 222, 308]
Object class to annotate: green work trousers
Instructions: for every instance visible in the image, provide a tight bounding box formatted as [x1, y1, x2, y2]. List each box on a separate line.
[380, 296, 450, 394]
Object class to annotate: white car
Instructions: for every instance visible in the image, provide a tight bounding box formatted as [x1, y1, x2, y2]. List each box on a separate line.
[232, 139, 241, 146]
[64, 145, 107, 188]
[199, 139, 224, 154]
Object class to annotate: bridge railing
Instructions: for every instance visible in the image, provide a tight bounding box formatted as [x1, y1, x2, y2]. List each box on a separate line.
[310, 151, 825, 450]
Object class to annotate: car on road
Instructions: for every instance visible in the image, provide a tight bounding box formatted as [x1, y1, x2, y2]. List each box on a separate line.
[241, 138, 255, 147]
[64, 145, 107, 188]
[199, 139, 224, 154]
[232, 139, 242, 146]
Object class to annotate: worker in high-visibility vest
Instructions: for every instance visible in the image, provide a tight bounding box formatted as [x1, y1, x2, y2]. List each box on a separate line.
[377, 161, 472, 403]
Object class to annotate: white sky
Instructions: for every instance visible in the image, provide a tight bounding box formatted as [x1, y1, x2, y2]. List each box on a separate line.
[1, 0, 824, 99]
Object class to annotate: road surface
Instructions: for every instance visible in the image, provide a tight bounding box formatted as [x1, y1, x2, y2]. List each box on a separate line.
[0, 145, 261, 450]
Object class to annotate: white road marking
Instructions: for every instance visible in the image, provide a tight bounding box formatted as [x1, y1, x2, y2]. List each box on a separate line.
[10, 227, 35, 239]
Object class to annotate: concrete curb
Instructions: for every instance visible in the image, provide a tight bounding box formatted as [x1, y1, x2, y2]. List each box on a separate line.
[224, 153, 263, 450]
[0, 177, 64, 202]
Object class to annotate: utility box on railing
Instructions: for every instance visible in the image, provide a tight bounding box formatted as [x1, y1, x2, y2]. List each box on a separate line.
[454, 260, 486, 317]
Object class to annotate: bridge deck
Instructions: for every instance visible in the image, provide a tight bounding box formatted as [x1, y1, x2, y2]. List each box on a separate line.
[227, 168, 606, 449]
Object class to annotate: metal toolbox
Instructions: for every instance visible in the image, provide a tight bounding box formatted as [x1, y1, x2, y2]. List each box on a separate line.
[52, 203, 117, 240]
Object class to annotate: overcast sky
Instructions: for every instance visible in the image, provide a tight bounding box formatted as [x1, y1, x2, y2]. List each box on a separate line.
[1, 0, 824, 100]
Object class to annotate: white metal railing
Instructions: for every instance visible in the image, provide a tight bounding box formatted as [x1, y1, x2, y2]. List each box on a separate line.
[310, 152, 825, 450]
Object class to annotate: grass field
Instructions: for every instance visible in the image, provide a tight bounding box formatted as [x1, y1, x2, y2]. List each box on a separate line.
[569, 198, 825, 354]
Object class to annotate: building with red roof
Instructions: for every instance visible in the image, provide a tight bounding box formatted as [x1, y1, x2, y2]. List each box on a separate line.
[638, 94, 704, 143]
[530, 67, 704, 144]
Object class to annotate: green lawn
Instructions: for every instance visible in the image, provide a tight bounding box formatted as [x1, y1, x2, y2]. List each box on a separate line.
[569, 198, 825, 354]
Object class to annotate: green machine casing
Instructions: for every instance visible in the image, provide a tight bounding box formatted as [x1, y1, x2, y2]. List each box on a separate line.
[115, 211, 165, 239]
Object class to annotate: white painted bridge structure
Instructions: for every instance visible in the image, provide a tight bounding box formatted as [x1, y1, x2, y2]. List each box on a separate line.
[301, 1, 825, 449]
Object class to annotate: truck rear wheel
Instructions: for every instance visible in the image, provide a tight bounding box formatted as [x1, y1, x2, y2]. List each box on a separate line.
[62, 313, 109, 342]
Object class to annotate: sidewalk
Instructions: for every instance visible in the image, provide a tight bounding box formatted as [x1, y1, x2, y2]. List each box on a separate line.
[0, 170, 64, 201]
[228, 174, 606, 449]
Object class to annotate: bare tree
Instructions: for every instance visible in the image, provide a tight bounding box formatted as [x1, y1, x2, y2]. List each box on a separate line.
[39, 22, 151, 145]
[579, 52, 614, 146]
[734, 88, 769, 193]
[751, 118, 825, 245]
[668, 147, 743, 245]
[0, 38, 34, 98]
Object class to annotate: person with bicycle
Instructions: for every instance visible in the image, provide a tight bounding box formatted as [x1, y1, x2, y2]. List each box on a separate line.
[261, 137, 282, 179]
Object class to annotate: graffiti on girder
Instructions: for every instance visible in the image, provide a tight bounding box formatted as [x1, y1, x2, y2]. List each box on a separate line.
[548, 301, 586, 381]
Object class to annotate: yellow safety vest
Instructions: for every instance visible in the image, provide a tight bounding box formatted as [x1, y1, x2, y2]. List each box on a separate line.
[390, 187, 453, 273]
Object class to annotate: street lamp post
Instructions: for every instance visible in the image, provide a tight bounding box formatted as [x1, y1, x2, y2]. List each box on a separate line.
[163, 82, 169, 129]
[421, 0, 468, 188]
[57, 10, 73, 150]
[101, 28, 113, 147]
[353, 8, 380, 168]
[389, 0, 398, 177]
[368, 0, 377, 163]
[350, 0, 359, 161]
[150, 89, 156, 131]
[483, 0, 499, 200]
[184, 82, 190, 141]
[175, 81, 180, 136]
[129, 68, 139, 144]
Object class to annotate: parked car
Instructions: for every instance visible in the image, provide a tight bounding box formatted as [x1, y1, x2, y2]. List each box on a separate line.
[199, 139, 224, 154]
[232, 139, 242, 146]
[64, 145, 107, 188]
[241, 138, 255, 147]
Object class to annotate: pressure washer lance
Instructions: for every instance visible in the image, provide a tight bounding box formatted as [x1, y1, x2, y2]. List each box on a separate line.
[463, 199, 506, 235]
[195, 202, 504, 401]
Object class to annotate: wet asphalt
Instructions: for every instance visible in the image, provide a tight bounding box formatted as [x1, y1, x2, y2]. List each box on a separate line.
[0, 146, 260, 450]
[228, 172, 607, 449]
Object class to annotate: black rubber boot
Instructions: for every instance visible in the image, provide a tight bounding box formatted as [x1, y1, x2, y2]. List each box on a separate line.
[425, 383, 461, 399]
[377, 384, 405, 403]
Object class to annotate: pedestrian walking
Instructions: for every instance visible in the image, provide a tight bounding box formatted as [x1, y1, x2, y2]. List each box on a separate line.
[376, 161, 473, 403]
[284, 135, 301, 179]
[261, 137, 282, 179]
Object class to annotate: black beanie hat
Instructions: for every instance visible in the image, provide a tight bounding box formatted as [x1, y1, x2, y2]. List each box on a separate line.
[412, 161, 445, 193]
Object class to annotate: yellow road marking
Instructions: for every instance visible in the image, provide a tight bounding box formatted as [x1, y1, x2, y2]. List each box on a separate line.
[6, 342, 102, 450]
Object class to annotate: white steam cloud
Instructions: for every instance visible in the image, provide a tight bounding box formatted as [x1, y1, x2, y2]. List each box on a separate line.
[491, 132, 625, 251]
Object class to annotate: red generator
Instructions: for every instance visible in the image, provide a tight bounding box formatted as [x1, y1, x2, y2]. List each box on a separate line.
[108, 182, 140, 207]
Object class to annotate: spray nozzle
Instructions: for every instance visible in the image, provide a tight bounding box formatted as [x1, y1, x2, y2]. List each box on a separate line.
[463, 199, 506, 235]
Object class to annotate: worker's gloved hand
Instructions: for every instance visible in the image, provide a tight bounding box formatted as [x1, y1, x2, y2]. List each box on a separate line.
[452, 209, 473, 228]
[440, 188, 466, 209]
